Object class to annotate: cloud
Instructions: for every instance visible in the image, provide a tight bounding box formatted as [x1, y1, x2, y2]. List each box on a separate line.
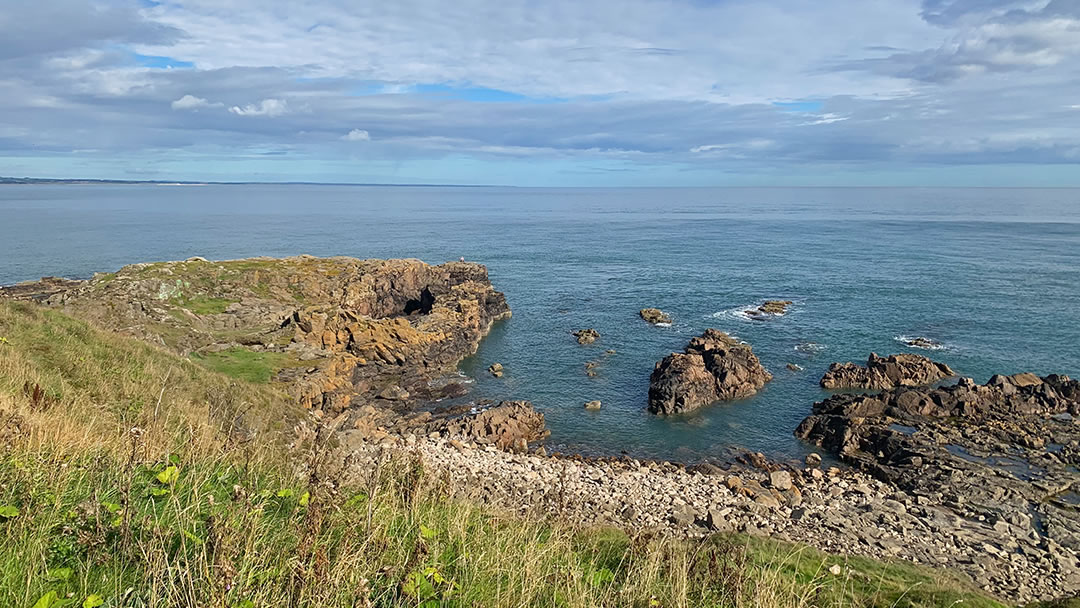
[342, 128, 371, 141]
[228, 99, 289, 117]
[171, 94, 221, 110]
[0, 0, 1078, 184]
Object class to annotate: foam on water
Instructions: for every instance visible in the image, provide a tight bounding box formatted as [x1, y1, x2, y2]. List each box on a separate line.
[894, 335, 950, 351]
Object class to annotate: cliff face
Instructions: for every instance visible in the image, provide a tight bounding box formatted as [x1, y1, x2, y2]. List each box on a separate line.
[10, 256, 510, 413]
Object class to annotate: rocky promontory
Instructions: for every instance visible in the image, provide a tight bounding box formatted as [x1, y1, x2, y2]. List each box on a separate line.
[648, 329, 771, 414]
[4, 256, 512, 419]
[820, 353, 954, 390]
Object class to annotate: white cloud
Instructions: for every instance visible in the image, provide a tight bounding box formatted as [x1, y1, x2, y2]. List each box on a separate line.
[802, 113, 850, 125]
[228, 99, 289, 117]
[171, 94, 221, 110]
[342, 128, 370, 141]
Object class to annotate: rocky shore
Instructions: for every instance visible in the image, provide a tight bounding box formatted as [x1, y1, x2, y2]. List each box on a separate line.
[335, 433, 1074, 603]
[6, 256, 1079, 604]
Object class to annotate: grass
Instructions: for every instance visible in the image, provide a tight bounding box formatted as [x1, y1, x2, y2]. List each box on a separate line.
[190, 347, 289, 383]
[0, 300, 1010, 608]
[171, 295, 238, 316]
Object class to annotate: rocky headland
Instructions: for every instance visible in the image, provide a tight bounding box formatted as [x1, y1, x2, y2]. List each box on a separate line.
[820, 352, 954, 390]
[648, 329, 772, 415]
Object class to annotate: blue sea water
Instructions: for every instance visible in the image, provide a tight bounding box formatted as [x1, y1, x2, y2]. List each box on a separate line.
[2, 184, 1078, 462]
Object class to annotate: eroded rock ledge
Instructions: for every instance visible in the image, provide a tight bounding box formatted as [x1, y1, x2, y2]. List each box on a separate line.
[648, 329, 771, 415]
[820, 353, 954, 390]
[795, 372, 1080, 598]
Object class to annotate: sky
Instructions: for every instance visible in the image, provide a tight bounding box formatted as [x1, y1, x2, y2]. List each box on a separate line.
[1, 0, 1079, 186]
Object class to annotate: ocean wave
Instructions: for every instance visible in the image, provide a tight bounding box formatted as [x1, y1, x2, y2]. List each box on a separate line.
[894, 335, 949, 351]
[711, 301, 795, 322]
[654, 322, 672, 328]
[794, 342, 827, 355]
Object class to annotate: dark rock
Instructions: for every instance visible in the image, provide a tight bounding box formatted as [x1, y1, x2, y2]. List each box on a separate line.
[648, 329, 772, 415]
[746, 300, 792, 318]
[821, 353, 954, 390]
[573, 329, 600, 345]
[639, 308, 672, 324]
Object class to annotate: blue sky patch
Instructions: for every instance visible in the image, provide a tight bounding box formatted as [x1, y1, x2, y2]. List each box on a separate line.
[772, 100, 824, 113]
[134, 54, 194, 69]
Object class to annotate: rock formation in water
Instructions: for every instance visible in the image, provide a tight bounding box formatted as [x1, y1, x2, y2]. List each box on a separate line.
[746, 300, 792, 318]
[640, 308, 672, 324]
[820, 353, 954, 390]
[572, 328, 600, 344]
[795, 372, 1080, 592]
[648, 329, 772, 415]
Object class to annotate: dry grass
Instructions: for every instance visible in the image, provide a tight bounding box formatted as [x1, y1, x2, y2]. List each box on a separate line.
[0, 300, 1007, 608]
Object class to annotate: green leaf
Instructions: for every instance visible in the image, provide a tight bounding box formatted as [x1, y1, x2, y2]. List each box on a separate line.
[232, 601, 254, 608]
[182, 530, 204, 545]
[82, 596, 104, 608]
[275, 489, 293, 498]
[155, 465, 179, 485]
[168, 453, 181, 465]
[102, 502, 121, 514]
[298, 491, 309, 507]
[419, 525, 437, 540]
[0, 505, 18, 519]
[150, 488, 169, 497]
[47, 567, 72, 582]
[401, 571, 437, 600]
[31, 591, 58, 608]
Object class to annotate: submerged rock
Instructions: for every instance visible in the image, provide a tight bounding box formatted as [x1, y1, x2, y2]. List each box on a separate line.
[639, 308, 672, 325]
[648, 329, 772, 415]
[820, 353, 954, 390]
[573, 328, 600, 345]
[900, 336, 945, 350]
[488, 362, 504, 378]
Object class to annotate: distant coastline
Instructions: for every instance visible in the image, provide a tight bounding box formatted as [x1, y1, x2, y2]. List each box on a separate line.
[0, 176, 496, 187]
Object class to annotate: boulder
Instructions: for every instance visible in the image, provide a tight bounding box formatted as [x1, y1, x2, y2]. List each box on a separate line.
[639, 308, 672, 325]
[820, 353, 954, 390]
[584, 400, 602, 411]
[573, 328, 600, 345]
[648, 329, 772, 415]
[488, 362, 503, 378]
[437, 400, 547, 451]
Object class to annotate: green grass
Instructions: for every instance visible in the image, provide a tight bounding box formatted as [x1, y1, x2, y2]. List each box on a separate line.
[172, 295, 237, 315]
[0, 300, 1011, 608]
[190, 347, 289, 383]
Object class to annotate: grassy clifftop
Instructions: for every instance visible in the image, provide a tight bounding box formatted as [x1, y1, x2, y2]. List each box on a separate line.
[0, 300, 1007, 608]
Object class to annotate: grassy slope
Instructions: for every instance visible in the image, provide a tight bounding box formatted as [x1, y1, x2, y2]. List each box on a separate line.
[0, 301, 1009, 608]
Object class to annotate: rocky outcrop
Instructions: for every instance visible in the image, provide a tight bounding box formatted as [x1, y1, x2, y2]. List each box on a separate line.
[8, 256, 511, 415]
[572, 328, 599, 344]
[640, 308, 672, 324]
[795, 372, 1080, 597]
[430, 401, 547, 452]
[746, 300, 792, 318]
[820, 353, 954, 390]
[648, 329, 772, 414]
[0, 276, 85, 301]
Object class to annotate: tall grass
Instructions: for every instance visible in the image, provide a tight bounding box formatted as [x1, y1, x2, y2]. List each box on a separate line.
[0, 301, 1006, 608]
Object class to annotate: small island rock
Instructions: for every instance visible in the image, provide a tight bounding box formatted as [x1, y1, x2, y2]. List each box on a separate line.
[584, 400, 602, 411]
[573, 328, 600, 345]
[639, 308, 672, 324]
[648, 329, 772, 415]
[746, 300, 793, 318]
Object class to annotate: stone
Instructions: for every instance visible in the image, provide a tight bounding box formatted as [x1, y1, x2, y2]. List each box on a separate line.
[820, 353, 954, 390]
[488, 362, 504, 377]
[584, 400, 602, 411]
[648, 329, 772, 415]
[829, 564, 842, 576]
[572, 329, 600, 345]
[787, 363, 804, 372]
[639, 308, 672, 324]
[805, 453, 822, 467]
[377, 385, 410, 401]
[769, 470, 793, 491]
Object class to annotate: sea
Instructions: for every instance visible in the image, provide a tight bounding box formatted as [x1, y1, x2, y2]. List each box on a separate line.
[2, 184, 1078, 463]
